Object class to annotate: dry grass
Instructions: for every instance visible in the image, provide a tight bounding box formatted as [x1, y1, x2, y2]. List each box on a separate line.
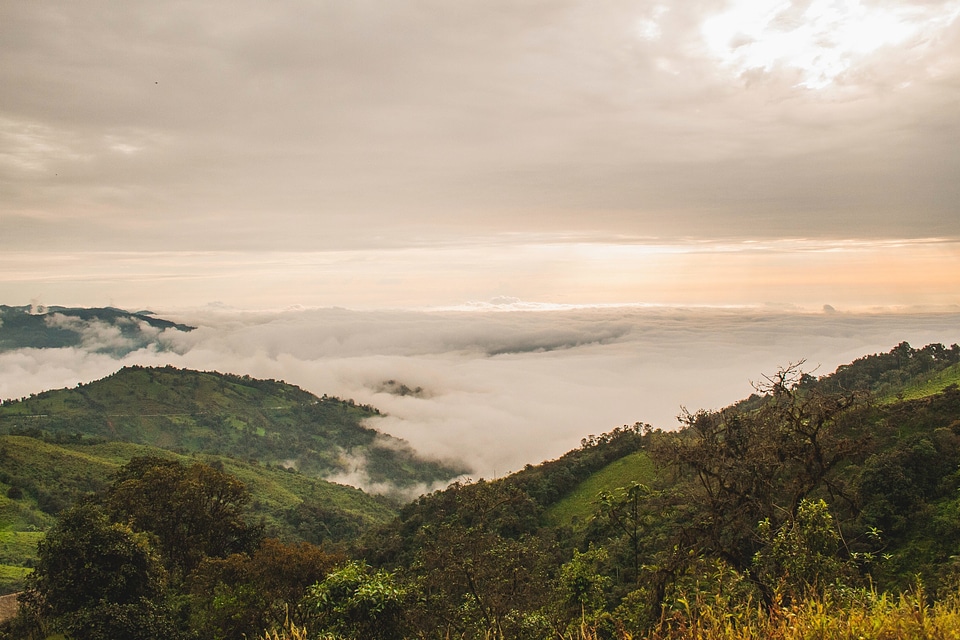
[258, 619, 311, 640]
[640, 586, 960, 640]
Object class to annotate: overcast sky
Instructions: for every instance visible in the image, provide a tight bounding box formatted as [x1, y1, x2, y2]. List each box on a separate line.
[2, 0, 960, 310]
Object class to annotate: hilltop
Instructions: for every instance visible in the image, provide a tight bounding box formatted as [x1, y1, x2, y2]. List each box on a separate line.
[0, 365, 466, 491]
[0, 365, 468, 594]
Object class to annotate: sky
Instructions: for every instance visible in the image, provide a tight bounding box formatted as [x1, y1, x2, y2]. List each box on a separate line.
[1, 0, 960, 311]
[2, 2, 960, 481]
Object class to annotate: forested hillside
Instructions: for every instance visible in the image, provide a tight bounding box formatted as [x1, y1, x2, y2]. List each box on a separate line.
[0, 365, 466, 490]
[0, 436, 396, 595]
[4, 341, 960, 640]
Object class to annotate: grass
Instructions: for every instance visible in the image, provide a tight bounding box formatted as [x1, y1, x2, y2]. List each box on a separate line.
[878, 362, 960, 404]
[0, 531, 41, 564]
[0, 564, 31, 593]
[253, 586, 960, 640]
[639, 585, 960, 640]
[545, 452, 657, 528]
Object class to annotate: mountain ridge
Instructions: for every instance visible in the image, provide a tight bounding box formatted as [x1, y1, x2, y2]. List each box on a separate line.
[0, 365, 467, 494]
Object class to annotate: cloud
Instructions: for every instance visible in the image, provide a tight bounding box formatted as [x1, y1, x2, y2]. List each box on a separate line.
[323, 433, 463, 501]
[2, 1, 959, 253]
[4, 306, 960, 479]
[44, 313, 137, 354]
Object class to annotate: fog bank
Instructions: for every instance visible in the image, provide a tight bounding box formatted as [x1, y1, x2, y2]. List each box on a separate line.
[2, 306, 958, 478]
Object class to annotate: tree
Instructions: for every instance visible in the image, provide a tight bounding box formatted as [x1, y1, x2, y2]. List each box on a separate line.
[400, 481, 556, 638]
[555, 546, 612, 631]
[305, 561, 406, 640]
[103, 457, 262, 580]
[596, 482, 655, 586]
[19, 502, 175, 640]
[752, 498, 850, 602]
[188, 539, 341, 640]
[651, 364, 865, 602]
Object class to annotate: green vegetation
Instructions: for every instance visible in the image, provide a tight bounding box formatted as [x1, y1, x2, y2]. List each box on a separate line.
[0, 364, 461, 599]
[0, 435, 395, 596]
[881, 361, 960, 403]
[5, 457, 355, 640]
[5, 340, 960, 639]
[544, 451, 656, 528]
[0, 531, 42, 592]
[0, 366, 466, 489]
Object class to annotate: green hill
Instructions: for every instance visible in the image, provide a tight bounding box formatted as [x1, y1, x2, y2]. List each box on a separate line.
[6, 340, 960, 638]
[354, 342, 960, 640]
[0, 435, 396, 594]
[0, 365, 466, 490]
[0, 365, 465, 595]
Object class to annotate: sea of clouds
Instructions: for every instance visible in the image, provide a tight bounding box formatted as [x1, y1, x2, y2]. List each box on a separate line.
[2, 304, 959, 480]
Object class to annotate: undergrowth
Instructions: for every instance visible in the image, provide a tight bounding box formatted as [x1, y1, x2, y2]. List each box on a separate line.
[255, 584, 960, 639]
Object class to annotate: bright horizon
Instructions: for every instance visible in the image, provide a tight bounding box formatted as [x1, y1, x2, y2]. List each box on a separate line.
[3, 236, 960, 312]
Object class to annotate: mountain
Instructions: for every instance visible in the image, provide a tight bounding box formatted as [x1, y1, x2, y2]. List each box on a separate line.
[0, 365, 466, 492]
[0, 364, 468, 594]
[0, 305, 194, 356]
[5, 340, 960, 637]
[354, 342, 960, 638]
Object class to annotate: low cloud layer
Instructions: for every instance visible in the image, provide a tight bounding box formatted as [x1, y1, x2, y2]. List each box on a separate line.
[2, 306, 959, 479]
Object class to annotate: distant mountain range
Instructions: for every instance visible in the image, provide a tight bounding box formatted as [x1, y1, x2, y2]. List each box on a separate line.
[0, 305, 195, 356]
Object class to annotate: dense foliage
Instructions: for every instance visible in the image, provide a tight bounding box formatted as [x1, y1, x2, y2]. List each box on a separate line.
[6, 458, 342, 640]
[4, 341, 960, 639]
[0, 437, 395, 595]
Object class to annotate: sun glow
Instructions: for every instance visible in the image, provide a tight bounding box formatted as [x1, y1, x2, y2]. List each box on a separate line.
[701, 0, 960, 88]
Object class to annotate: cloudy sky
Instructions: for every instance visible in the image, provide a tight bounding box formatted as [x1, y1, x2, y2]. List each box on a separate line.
[3, 2, 960, 478]
[2, 0, 960, 310]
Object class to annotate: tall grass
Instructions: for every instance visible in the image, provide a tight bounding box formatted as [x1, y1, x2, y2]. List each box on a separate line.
[544, 584, 960, 640]
[639, 584, 960, 640]
[258, 620, 310, 640]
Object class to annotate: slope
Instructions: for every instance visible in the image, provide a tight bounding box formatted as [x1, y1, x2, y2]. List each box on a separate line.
[0, 365, 466, 490]
[0, 434, 396, 594]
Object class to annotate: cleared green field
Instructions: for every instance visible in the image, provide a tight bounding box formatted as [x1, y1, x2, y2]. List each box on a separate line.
[0, 563, 31, 594]
[544, 451, 657, 528]
[880, 362, 960, 404]
[0, 530, 41, 564]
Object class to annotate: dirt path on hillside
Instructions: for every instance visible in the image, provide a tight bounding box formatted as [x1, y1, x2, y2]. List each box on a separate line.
[0, 593, 19, 623]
